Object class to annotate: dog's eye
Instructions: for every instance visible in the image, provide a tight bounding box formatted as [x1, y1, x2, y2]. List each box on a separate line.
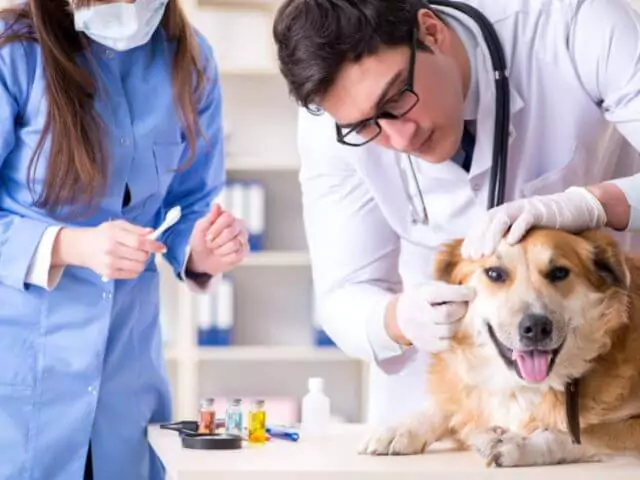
[547, 266, 570, 283]
[484, 267, 508, 283]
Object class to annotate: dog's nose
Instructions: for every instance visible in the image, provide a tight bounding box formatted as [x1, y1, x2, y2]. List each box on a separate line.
[518, 314, 553, 347]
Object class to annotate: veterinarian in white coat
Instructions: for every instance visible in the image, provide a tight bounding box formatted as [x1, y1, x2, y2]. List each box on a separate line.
[273, 0, 640, 425]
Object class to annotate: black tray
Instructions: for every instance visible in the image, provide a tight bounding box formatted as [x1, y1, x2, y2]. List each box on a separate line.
[160, 421, 243, 450]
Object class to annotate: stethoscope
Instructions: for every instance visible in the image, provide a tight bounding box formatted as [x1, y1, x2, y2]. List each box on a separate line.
[404, 0, 510, 225]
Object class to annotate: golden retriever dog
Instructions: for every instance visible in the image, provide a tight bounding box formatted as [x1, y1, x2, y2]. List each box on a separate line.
[359, 228, 640, 467]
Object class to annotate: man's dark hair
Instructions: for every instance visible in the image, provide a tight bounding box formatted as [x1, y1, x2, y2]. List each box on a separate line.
[273, 0, 433, 110]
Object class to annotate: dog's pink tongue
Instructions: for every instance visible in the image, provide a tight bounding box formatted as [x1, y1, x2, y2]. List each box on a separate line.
[512, 350, 551, 383]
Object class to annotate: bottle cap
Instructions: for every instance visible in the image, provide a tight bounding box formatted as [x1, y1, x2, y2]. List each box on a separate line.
[200, 397, 215, 409]
[308, 377, 325, 392]
[252, 399, 265, 409]
[230, 398, 242, 406]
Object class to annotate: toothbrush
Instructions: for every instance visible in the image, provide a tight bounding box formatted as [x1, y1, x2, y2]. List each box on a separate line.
[101, 206, 181, 282]
[147, 205, 181, 240]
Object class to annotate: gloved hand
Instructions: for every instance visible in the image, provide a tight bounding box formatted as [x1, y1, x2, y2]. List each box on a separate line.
[394, 282, 476, 353]
[461, 186, 607, 259]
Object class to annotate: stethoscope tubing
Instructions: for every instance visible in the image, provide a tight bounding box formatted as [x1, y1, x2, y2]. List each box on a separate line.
[406, 0, 510, 222]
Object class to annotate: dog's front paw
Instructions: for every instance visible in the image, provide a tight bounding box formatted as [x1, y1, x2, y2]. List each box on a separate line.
[484, 430, 528, 467]
[470, 428, 601, 467]
[358, 423, 430, 456]
[468, 426, 527, 467]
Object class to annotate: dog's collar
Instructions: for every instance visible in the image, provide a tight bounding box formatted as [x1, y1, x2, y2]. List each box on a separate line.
[565, 378, 581, 444]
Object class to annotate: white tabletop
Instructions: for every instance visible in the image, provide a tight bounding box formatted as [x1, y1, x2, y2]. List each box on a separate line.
[148, 423, 640, 480]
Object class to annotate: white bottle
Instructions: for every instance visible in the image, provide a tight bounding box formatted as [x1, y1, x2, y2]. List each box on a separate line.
[301, 377, 331, 437]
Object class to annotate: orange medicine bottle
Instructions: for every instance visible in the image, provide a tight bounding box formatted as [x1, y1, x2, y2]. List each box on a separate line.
[198, 397, 216, 434]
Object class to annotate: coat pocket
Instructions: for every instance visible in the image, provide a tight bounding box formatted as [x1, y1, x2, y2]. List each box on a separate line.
[152, 141, 187, 197]
[0, 385, 33, 478]
[519, 143, 589, 197]
[0, 285, 42, 388]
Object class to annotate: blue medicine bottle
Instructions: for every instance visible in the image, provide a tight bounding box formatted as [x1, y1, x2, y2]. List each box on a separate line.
[225, 398, 243, 436]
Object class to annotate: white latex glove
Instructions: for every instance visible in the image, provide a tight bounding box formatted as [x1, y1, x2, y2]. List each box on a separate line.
[396, 282, 476, 353]
[461, 187, 607, 260]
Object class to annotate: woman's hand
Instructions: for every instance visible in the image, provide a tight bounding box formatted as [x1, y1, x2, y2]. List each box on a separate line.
[52, 220, 166, 279]
[187, 204, 249, 276]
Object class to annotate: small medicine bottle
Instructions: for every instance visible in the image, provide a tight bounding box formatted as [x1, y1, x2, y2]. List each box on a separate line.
[198, 397, 216, 434]
[225, 398, 243, 436]
[248, 399, 266, 443]
[301, 377, 331, 437]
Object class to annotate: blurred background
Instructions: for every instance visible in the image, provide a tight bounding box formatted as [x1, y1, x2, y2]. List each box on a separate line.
[164, 0, 369, 426]
[5, 0, 639, 430]
[0, 0, 369, 427]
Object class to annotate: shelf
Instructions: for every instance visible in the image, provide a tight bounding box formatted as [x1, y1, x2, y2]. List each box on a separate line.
[242, 251, 310, 266]
[164, 0, 369, 424]
[162, 346, 358, 363]
[197, 345, 356, 362]
[226, 157, 299, 171]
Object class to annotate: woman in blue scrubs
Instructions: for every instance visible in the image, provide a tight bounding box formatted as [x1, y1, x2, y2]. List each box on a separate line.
[0, 0, 247, 478]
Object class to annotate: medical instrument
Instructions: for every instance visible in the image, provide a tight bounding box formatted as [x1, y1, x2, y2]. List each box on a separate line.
[160, 421, 243, 450]
[225, 398, 243, 436]
[101, 205, 181, 282]
[399, 155, 430, 225]
[148, 205, 182, 240]
[160, 420, 199, 432]
[160, 418, 226, 433]
[198, 397, 216, 434]
[266, 426, 300, 442]
[248, 399, 267, 444]
[179, 431, 243, 450]
[405, 0, 510, 225]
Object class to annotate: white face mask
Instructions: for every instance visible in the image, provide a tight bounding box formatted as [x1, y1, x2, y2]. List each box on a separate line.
[73, 0, 169, 52]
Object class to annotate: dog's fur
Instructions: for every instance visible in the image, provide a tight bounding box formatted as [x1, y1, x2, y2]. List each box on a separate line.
[360, 228, 640, 467]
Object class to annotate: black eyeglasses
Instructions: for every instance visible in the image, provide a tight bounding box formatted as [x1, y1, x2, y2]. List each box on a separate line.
[335, 29, 420, 147]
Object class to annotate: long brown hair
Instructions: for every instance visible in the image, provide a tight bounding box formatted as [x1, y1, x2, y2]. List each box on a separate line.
[0, 0, 206, 215]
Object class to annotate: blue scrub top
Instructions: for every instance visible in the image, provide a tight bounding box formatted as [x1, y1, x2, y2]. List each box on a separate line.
[0, 17, 225, 480]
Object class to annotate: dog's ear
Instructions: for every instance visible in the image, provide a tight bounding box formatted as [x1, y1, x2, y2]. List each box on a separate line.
[433, 239, 464, 284]
[578, 230, 630, 289]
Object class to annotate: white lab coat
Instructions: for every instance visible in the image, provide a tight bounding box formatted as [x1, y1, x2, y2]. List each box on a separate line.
[298, 0, 640, 426]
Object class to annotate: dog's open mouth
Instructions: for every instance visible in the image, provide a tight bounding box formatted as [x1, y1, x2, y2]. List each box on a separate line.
[486, 324, 564, 383]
